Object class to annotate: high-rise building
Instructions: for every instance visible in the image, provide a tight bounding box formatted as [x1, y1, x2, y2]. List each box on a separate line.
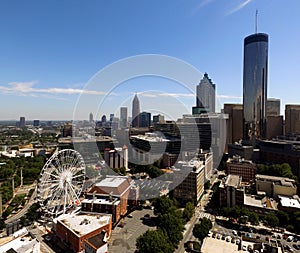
[153, 114, 165, 124]
[120, 107, 128, 129]
[267, 98, 280, 116]
[89, 112, 94, 123]
[243, 33, 268, 144]
[132, 94, 140, 128]
[33, 120, 40, 127]
[139, 112, 151, 128]
[194, 73, 216, 114]
[223, 104, 243, 146]
[285, 104, 300, 135]
[19, 117, 26, 128]
[101, 115, 106, 123]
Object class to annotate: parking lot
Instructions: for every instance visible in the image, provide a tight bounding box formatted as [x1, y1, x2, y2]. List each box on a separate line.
[207, 218, 300, 252]
[108, 208, 156, 253]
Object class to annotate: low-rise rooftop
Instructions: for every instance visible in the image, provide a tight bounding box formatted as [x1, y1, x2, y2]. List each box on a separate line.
[57, 213, 111, 237]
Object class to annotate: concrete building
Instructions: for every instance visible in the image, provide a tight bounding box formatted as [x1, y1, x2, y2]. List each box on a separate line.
[266, 115, 283, 139]
[278, 195, 300, 213]
[130, 132, 181, 164]
[139, 111, 151, 128]
[153, 114, 165, 124]
[56, 213, 112, 253]
[195, 73, 216, 114]
[267, 98, 280, 116]
[89, 112, 94, 123]
[259, 139, 300, 177]
[0, 228, 40, 253]
[120, 107, 128, 129]
[33, 120, 40, 127]
[285, 104, 300, 135]
[81, 176, 137, 224]
[256, 174, 297, 198]
[226, 156, 256, 183]
[223, 104, 243, 146]
[104, 145, 128, 170]
[219, 175, 244, 208]
[173, 158, 205, 205]
[84, 232, 109, 253]
[19, 117, 26, 128]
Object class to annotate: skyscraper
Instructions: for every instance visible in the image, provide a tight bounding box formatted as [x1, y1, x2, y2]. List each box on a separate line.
[132, 93, 140, 127]
[139, 112, 151, 128]
[19, 117, 26, 128]
[243, 33, 268, 144]
[195, 73, 216, 114]
[120, 107, 128, 128]
[89, 112, 94, 122]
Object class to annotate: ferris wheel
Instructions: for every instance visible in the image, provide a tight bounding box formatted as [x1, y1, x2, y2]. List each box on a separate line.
[37, 149, 86, 218]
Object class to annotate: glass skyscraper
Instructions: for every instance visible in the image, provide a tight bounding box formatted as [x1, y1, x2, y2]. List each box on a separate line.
[243, 33, 268, 144]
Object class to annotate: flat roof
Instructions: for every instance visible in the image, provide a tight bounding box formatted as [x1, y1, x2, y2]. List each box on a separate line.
[279, 195, 300, 209]
[95, 176, 127, 188]
[58, 213, 111, 237]
[0, 233, 38, 253]
[225, 175, 241, 188]
[256, 174, 295, 185]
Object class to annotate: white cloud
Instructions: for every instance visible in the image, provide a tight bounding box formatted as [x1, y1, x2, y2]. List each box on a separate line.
[226, 0, 253, 15]
[0, 81, 109, 97]
[139, 92, 194, 98]
[190, 0, 215, 16]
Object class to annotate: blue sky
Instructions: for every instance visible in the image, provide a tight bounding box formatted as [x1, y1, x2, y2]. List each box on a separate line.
[0, 0, 299, 120]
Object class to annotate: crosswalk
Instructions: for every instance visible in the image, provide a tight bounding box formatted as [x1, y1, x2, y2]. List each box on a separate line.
[196, 211, 214, 221]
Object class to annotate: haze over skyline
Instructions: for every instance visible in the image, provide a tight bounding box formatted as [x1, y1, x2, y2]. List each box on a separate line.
[0, 1, 299, 120]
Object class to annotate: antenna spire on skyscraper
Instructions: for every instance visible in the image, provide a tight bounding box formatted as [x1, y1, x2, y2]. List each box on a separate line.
[255, 9, 258, 34]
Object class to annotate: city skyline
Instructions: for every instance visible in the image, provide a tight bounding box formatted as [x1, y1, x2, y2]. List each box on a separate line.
[0, 1, 299, 120]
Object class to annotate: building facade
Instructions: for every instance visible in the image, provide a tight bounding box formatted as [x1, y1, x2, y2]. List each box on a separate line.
[104, 145, 128, 170]
[195, 73, 216, 113]
[243, 33, 268, 143]
[120, 107, 128, 129]
[132, 94, 140, 128]
[285, 104, 300, 135]
[219, 175, 244, 208]
[226, 156, 256, 183]
[223, 104, 243, 146]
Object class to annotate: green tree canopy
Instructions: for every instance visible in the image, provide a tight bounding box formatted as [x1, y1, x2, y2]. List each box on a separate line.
[136, 229, 174, 253]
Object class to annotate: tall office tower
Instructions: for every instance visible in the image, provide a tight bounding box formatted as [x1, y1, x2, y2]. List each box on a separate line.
[109, 114, 114, 123]
[89, 112, 94, 122]
[19, 117, 26, 128]
[139, 112, 151, 128]
[101, 115, 106, 123]
[223, 104, 243, 145]
[120, 107, 128, 129]
[267, 98, 280, 116]
[132, 93, 140, 127]
[285, 105, 300, 135]
[153, 114, 165, 124]
[243, 33, 268, 144]
[266, 98, 283, 139]
[195, 73, 216, 114]
[33, 120, 40, 127]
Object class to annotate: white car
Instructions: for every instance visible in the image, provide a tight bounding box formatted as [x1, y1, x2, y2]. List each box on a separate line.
[232, 230, 237, 236]
[242, 245, 247, 251]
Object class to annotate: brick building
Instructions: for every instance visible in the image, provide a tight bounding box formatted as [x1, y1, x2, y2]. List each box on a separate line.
[56, 213, 112, 253]
[226, 156, 256, 183]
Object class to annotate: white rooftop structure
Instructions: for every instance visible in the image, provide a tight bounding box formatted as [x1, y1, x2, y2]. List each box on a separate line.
[0, 228, 40, 253]
[57, 213, 111, 237]
[278, 195, 300, 209]
[95, 176, 127, 188]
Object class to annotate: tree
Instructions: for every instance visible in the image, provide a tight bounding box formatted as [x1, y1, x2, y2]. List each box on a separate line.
[183, 202, 195, 221]
[158, 210, 185, 247]
[278, 210, 289, 227]
[263, 213, 279, 228]
[136, 229, 174, 253]
[193, 217, 212, 240]
[248, 212, 259, 225]
[153, 196, 176, 215]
